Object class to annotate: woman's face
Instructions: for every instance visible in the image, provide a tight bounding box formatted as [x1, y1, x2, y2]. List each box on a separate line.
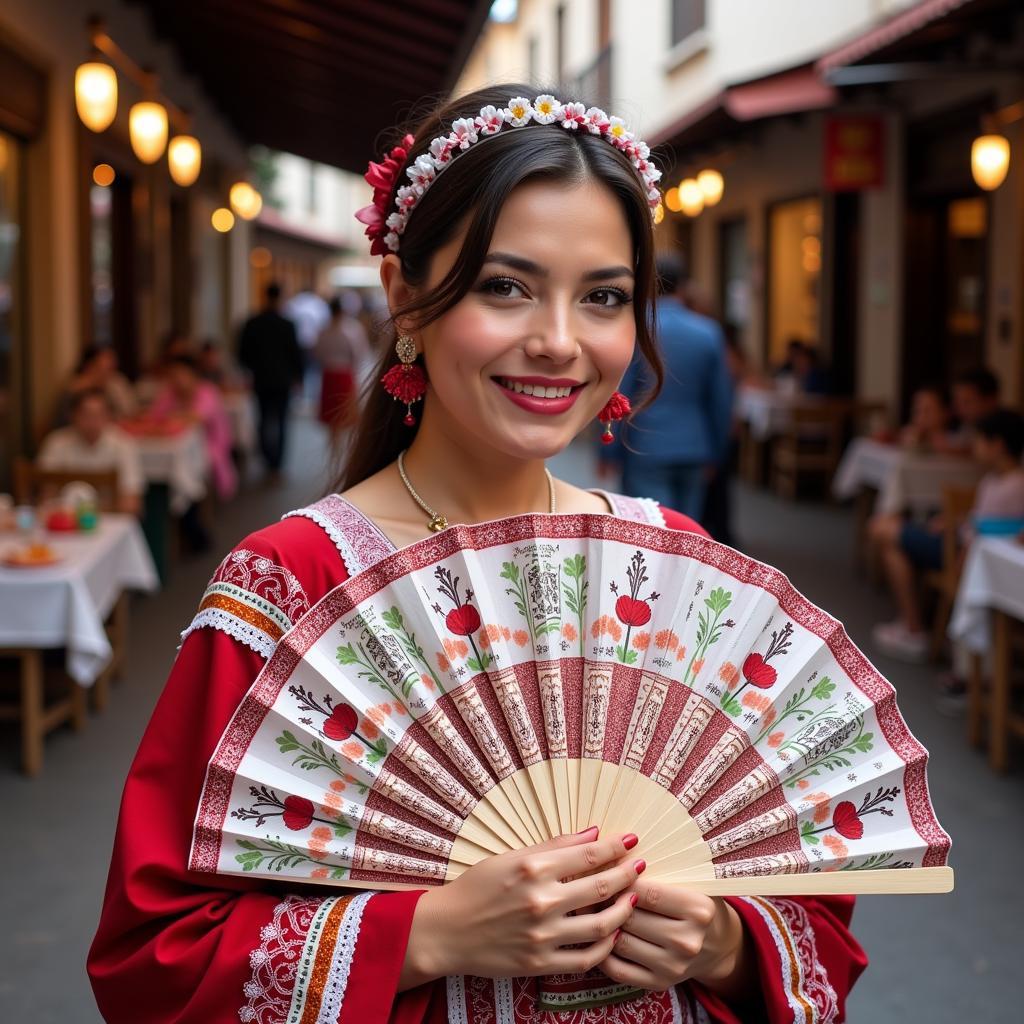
[391, 177, 637, 462]
[911, 390, 947, 433]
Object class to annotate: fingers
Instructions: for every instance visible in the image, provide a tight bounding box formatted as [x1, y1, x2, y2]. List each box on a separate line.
[542, 929, 624, 978]
[541, 832, 639, 882]
[512, 825, 600, 859]
[608, 928, 671, 974]
[598, 952, 662, 990]
[630, 882, 717, 928]
[555, 891, 637, 946]
[557, 856, 646, 913]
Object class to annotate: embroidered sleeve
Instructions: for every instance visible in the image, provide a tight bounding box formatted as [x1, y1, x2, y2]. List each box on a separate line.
[181, 548, 311, 659]
[284, 495, 396, 579]
[722, 895, 866, 1024]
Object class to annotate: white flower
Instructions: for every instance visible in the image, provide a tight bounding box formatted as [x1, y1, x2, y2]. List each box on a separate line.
[475, 105, 505, 135]
[450, 118, 479, 149]
[607, 116, 630, 144]
[406, 154, 436, 190]
[634, 141, 651, 161]
[385, 212, 405, 230]
[384, 231, 401, 251]
[396, 185, 418, 210]
[646, 167, 662, 184]
[584, 107, 609, 133]
[429, 137, 454, 165]
[505, 97, 534, 127]
[533, 94, 560, 124]
[559, 102, 587, 129]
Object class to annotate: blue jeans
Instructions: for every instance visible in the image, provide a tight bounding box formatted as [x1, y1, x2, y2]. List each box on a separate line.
[623, 460, 707, 522]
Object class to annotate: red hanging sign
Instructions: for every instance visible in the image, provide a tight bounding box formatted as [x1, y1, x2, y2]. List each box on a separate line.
[824, 116, 885, 191]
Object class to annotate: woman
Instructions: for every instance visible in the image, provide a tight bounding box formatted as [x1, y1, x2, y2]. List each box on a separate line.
[89, 85, 865, 1023]
[315, 292, 372, 437]
[60, 343, 137, 423]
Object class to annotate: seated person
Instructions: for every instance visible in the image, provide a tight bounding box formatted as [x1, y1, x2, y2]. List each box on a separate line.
[149, 355, 238, 501]
[870, 408, 1024, 661]
[37, 389, 144, 516]
[945, 367, 1002, 452]
[774, 339, 829, 395]
[60, 344, 137, 424]
[897, 385, 958, 454]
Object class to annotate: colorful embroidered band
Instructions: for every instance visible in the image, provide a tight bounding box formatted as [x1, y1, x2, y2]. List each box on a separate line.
[355, 94, 663, 255]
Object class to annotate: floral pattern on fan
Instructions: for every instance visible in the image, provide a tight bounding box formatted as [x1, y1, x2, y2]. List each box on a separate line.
[191, 514, 952, 896]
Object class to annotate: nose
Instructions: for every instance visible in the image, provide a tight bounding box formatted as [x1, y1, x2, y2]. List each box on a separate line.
[523, 298, 580, 363]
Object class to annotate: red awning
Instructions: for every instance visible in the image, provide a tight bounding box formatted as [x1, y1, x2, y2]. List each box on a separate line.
[817, 0, 978, 72]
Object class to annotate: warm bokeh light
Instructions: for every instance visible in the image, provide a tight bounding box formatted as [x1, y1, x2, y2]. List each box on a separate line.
[249, 246, 272, 268]
[168, 135, 202, 187]
[971, 134, 1010, 191]
[678, 178, 704, 217]
[229, 182, 263, 220]
[92, 163, 116, 187]
[664, 187, 683, 213]
[653, 202, 665, 225]
[75, 62, 118, 133]
[697, 169, 724, 206]
[129, 101, 169, 164]
[211, 207, 235, 232]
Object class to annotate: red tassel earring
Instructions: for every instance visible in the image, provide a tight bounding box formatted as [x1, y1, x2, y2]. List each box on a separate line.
[597, 391, 631, 444]
[381, 334, 427, 426]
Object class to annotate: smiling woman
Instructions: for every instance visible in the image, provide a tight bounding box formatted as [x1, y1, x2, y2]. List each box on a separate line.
[88, 84, 867, 1024]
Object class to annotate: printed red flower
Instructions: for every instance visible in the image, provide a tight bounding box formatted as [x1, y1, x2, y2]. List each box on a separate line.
[282, 795, 315, 831]
[323, 703, 359, 741]
[742, 653, 777, 689]
[615, 595, 652, 628]
[446, 603, 481, 636]
[831, 801, 864, 840]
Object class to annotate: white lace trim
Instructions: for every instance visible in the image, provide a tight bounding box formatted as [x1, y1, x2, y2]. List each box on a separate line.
[635, 495, 666, 527]
[181, 607, 276, 660]
[285, 505, 359, 575]
[313, 891, 372, 1024]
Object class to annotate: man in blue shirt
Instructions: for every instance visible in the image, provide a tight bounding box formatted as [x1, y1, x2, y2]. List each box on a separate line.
[601, 253, 733, 523]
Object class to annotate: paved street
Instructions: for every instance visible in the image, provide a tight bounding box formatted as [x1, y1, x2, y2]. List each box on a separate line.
[1, 418, 1019, 1022]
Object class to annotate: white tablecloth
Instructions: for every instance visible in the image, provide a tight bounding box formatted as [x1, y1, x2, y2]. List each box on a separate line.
[0, 516, 159, 684]
[135, 427, 209, 512]
[832, 437, 982, 516]
[224, 391, 257, 454]
[948, 537, 1024, 654]
[735, 387, 800, 441]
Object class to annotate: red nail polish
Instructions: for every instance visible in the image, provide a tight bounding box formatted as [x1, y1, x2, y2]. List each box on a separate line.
[622, 833, 639, 850]
[576, 825, 599, 838]
[634, 859, 647, 874]
[629, 893, 639, 908]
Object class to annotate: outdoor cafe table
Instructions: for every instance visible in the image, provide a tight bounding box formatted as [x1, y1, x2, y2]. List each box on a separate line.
[832, 437, 983, 516]
[0, 515, 158, 773]
[949, 536, 1024, 772]
[735, 385, 802, 442]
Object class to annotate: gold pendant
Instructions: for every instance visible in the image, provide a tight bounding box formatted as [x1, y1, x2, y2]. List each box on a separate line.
[428, 514, 448, 532]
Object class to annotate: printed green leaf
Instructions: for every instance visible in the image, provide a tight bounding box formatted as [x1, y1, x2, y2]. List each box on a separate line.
[235, 851, 264, 871]
[811, 677, 836, 700]
[276, 732, 299, 753]
[852, 733, 874, 753]
[706, 587, 733, 615]
[336, 643, 359, 666]
[563, 554, 586, 579]
[333, 823, 353, 839]
[499, 562, 520, 583]
[381, 607, 404, 631]
[720, 693, 742, 717]
[615, 645, 638, 665]
[800, 821, 820, 845]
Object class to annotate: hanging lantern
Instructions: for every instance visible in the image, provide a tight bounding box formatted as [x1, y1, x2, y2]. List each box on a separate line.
[168, 135, 202, 187]
[678, 178, 704, 217]
[971, 135, 1010, 191]
[697, 169, 724, 206]
[664, 187, 683, 213]
[75, 62, 118, 133]
[229, 181, 263, 220]
[211, 208, 235, 233]
[129, 101, 168, 164]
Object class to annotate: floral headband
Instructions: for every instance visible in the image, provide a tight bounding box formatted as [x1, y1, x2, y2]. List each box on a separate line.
[355, 94, 663, 256]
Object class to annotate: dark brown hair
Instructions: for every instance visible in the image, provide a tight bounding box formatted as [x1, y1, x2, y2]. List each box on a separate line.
[337, 82, 665, 491]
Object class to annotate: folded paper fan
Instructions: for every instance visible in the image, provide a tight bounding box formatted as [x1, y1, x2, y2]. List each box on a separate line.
[191, 514, 953, 896]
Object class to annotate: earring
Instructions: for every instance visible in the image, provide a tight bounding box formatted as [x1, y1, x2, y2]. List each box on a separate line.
[381, 334, 428, 426]
[597, 391, 631, 444]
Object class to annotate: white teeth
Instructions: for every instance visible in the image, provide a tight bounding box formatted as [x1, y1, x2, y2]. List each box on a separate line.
[501, 378, 573, 398]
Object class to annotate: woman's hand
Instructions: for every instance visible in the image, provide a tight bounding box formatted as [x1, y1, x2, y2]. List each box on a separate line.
[400, 829, 644, 989]
[599, 882, 752, 998]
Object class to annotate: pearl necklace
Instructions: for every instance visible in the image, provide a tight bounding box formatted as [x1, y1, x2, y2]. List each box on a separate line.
[396, 449, 556, 533]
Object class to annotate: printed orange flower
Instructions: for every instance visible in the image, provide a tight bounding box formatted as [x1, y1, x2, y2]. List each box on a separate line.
[797, 778, 810, 790]
[804, 793, 831, 823]
[501, 626, 511, 641]
[591, 619, 602, 639]
[420, 673, 436, 691]
[562, 622, 578, 643]
[762, 707, 777, 729]
[329, 779, 346, 792]
[478, 629, 491, 649]
[323, 788, 343, 811]
[691, 659, 704, 677]
[742, 692, 772, 713]
[360, 719, 380, 740]
[308, 825, 332, 859]
[340, 741, 363, 759]
[442, 638, 469, 661]
[485, 623, 505, 644]
[436, 652, 451, 672]
[513, 629, 529, 647]
[365, 704, 391, 725]
[392, 701, 407, 716]
[655, 629, 680, 651]
[631, 631, 650, 651]
[766, 731, 784, 748]
[719, 661, 740, 689]
[676, 645, 688, 661]
[823, 834, 849, 858]
[311, 867, 329, 879]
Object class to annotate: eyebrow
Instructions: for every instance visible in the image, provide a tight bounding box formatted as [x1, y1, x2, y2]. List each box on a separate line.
[484, 252, 634, 282]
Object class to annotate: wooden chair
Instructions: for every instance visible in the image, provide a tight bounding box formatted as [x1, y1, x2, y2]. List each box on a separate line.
[966, 622, 1024, 773]
[771, 400, 850, 500]
[13, 457, 120, 512]
[923, 484, 977, 662]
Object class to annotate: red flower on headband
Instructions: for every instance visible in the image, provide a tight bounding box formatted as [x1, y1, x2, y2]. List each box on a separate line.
[355, 133, 415, 255]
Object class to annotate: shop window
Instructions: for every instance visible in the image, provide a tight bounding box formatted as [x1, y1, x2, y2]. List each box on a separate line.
[671, 0, 705, 45]
[0, 130, 23, 485]
[767, 196, 822, 371]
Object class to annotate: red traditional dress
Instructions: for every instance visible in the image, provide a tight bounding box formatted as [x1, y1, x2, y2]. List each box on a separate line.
[89, 491, 867, 1023]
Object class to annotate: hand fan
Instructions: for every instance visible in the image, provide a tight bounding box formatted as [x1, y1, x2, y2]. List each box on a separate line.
[191, 514, 953, 896]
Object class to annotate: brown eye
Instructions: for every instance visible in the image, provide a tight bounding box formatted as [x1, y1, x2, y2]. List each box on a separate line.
[585, 288, 631, 308]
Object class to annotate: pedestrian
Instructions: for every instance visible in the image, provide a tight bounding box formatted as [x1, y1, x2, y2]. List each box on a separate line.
[237, 281, 304, 480]
[600, 252, 733, 522]
[90, 83, 865, 1023]
[314, 292, 372, 439]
